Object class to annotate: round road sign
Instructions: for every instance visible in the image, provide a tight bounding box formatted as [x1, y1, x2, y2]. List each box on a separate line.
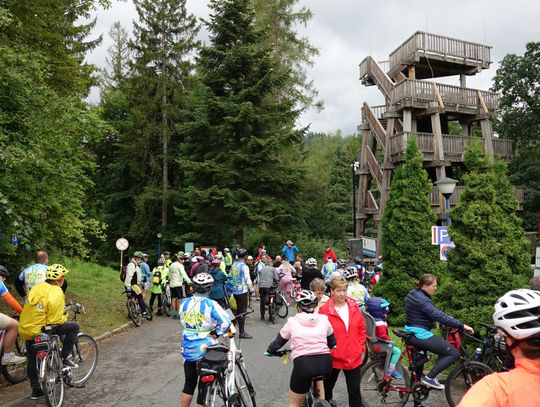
[116, 238, 129, 251]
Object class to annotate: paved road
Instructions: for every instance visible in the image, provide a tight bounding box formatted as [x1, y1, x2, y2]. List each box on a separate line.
[1, 305, 448, 406]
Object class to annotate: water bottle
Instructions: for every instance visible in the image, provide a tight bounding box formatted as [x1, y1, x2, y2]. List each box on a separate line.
[474, 347, 482, 361]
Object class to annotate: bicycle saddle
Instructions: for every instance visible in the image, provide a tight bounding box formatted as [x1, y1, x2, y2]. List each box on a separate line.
[392, 329, 413, 339]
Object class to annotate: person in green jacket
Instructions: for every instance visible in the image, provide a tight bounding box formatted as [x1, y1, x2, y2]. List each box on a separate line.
[149, 259, 169, 316]
[223, 248, 233, 272]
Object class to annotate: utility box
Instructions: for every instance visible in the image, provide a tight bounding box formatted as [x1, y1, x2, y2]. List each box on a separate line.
[348, 238, 363, 258]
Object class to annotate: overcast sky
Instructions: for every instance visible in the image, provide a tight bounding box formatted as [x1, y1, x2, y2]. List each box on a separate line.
[87, 0, 540, 135]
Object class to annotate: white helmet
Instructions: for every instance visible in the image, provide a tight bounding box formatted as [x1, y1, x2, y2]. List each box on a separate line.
[192, 272, 214, 293]
[295, 289, 318, 312]
[493, 289, 540, 340]
[343, 266, 358, 280]
[306, 257, 317, 267]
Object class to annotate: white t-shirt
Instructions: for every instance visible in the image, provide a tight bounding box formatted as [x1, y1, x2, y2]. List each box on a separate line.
[335, 303, 349, 331]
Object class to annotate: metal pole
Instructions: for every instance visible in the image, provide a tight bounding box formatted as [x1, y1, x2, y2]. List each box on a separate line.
[157, 238, 161, 259]
[445, 197, 451, 226]
[352, 164, 357, 237]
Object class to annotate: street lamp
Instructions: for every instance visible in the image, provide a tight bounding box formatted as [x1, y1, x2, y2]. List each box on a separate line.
[434, 177, 458, 226]
[156, 233, 162, 258]
[351, 161, 360, 237]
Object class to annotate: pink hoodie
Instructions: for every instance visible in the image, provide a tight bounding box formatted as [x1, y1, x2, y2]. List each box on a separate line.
[279, 312, 334, 361]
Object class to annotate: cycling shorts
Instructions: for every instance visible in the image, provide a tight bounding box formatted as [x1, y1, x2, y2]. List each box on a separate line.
[0, 312, 13, 329]
[290, 353, 332, 394]
[170, 286, 181, 299]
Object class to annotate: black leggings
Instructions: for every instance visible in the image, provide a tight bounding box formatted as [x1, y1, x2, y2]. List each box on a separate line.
[150, 292, 162, 308]
[324, 364, 362, 407]
[233, 293, 248, 333]
[183, 360, 205, 405]
[290, 353, 332, 394]
[259, 287, 270, 317]
[406, 334, 460, 378]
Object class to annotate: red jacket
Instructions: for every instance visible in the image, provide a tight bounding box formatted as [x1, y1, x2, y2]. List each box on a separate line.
[324, 248, 337, 263]
[319, 296, 366, 370]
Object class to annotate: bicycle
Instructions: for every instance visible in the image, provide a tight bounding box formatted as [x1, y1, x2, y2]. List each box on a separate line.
[0, 318, 27, 384]
[123, 289, 152, 327]
[359, 327, 492, 407]
[65, 300, 85, 322]
[33, 325, 99, 407]
[161, 283, 172, 317]
[266, 285, 288, 323]
[265, 349, 330, 407]
[199, 310, 257, 407]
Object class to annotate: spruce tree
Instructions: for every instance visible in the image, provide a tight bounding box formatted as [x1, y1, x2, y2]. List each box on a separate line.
[375, 135, 443, 324]
[251, 0, 321, 111]
[437, 139, 531, 328]
[129, 0, 199, 230]
[178, 0, 302, 246]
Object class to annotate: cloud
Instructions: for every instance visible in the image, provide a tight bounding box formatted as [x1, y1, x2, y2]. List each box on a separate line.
[88, 0, 540, 134]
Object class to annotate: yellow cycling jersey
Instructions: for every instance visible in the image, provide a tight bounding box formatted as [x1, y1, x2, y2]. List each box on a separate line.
[18, 281, 67, 341]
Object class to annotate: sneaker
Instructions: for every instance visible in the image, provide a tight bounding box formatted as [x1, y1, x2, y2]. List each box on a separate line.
[260, 315, 265, 321]
[388, 369, 403, 379]
[1, 353, 26, 365]
[329, 400, 337, 407]
[421, 375, 444, 390]
[31, 388, 44, 399]
[63, 358, 79, 369]
[239, 332, 253, 339]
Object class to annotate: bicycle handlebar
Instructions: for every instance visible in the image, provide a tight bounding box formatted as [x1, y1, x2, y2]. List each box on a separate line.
[265, 349, 291, 357]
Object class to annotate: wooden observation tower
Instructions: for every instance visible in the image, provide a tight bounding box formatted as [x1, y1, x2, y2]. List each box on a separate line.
[356, 31, 523, 254]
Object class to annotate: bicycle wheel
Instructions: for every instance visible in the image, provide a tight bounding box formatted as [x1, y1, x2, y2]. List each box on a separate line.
[483, 349, 505, 372]
[70, 333, 98, 386]
[41, 352, 64, 407]
[162, 289, 172, 317]
[2, 336, 28, 384]
[275, 295, 288, 319]
[204, 380, 226, 407]
[445, 361, 492, 407]
[127, 298, 142, 326]
[360, 358, 410, 407]
[268, 299, 276, 324]
[235, 359, 257, 407]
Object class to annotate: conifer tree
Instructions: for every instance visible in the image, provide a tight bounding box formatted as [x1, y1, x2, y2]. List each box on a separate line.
[102, 21, 131, 89]
[375, 135, 443, 324]
[129, 0, 199, 230]
[178, 0, 303, 245]
[437, 139, 531, 327]
[251, 0, 321, 111]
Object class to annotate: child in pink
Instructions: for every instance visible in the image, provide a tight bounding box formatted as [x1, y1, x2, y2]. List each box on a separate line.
[267, 290, 336, 406]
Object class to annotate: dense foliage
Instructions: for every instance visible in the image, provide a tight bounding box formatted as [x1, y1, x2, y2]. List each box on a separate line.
[436, 139, 531, 328]
[492, 42, 540, 231]
[375, 135, 443, 325]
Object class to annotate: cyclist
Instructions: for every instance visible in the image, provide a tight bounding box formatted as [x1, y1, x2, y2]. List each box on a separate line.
[19, 264, 80, 400]
[404, 274, 474, 393]
[223, 248, 233, 272]
[282, 240, 299, 262]
[179, 273, 231, 407]
[323, 245, 337, 263]
[162, 251, 172, 268]
[343, 266, 370, 308]
[149, 259, 167, 315]
[321, 257, 337, 280]
[458, 289, 540, 407]
[266, 290, 335, 407]
[140, 253, 151, 296]
[14, 251, 50, 298]
[228, 249, 254, 339]
[169, 252, 191, 319]
[124, 251, 150, 317]
[257, 258, 279, 321]
[278, 259, 296, 304]
[0, 265, 25, 365]
[209, 259, 229, 309]
[300, 258, 323, 291]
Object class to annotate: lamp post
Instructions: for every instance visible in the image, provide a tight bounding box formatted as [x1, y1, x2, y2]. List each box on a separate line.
[156, 233, 162, 259]
[434, 177, 458, 226]
[351, 161, 360, 237]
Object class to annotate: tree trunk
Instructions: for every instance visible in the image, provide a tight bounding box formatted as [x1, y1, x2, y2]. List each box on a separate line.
[161, 63, 168, 227]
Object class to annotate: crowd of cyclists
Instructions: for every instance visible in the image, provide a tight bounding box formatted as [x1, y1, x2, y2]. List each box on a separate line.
[1, 242, 539, 406]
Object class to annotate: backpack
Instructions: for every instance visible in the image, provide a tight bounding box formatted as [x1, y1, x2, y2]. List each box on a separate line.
[152, 270, 163, 285]
[119, 266, 127, 282]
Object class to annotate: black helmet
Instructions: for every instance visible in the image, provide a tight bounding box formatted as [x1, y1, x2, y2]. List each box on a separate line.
[0, 265, 9, 278]
[237, 248, 248, 258]
[295, 290, 318, 313]
[353, 256, 363, 265]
